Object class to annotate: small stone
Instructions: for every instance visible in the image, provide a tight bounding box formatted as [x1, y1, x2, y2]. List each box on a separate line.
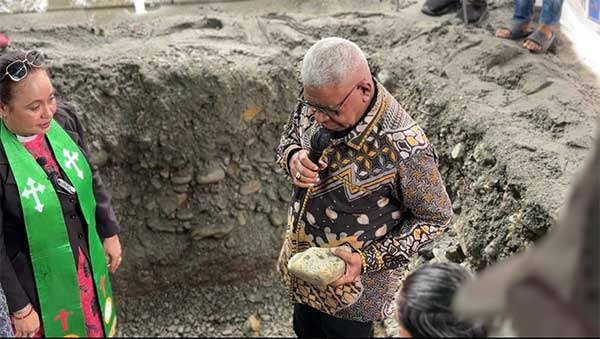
[191, 222, 235, 240]
[445, 243, 466, 263]
[176, 209, 194, 221]
[173, 184, 188, 193]
[160, 169, 170, 179]
[240, 180, 261, 195]
[197, 168, 226, 185]
[269, 211, 284, 227]
[151, 178, 162, 190]
[451, 143, 465, 160]
[246, 314, 261, 333]
[473, 143, 496, 167]
[225, 237, 236, 248]
[236, 213, 247, 226]
[171, 174, 193, 185]
[159, 196, 179, 216]
[175, 193, 187, 207]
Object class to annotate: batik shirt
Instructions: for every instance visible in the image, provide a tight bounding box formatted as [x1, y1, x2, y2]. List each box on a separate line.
[276, 81, 453, 322]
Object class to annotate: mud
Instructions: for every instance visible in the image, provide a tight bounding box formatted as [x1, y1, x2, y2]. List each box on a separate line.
[1, 0, 598, 336]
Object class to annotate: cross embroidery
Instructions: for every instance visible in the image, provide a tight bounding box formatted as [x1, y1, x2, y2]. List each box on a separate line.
[54, 309, 73, 332]
[63, 149, 83, 179]
[22, 177, 45, 213]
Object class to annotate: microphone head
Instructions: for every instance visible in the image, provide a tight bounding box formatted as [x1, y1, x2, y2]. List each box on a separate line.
[36, 157, 48, 167]
[310, 128, 332, 155]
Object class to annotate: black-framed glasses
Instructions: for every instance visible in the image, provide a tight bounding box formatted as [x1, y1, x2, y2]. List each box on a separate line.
[297, 82, 360, 118]
[0, 51, 43, 82]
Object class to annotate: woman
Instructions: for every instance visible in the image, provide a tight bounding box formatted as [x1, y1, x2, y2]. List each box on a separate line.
[495, 0, 563, 53]
[0, 50, 122, 337]
[396, 262, 487, 337]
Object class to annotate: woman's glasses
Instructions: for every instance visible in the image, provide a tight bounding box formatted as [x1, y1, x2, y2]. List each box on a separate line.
[0, 51, 43, 82]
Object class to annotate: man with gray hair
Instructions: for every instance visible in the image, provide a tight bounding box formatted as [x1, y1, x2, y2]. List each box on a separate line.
[276, 37, 453, 337]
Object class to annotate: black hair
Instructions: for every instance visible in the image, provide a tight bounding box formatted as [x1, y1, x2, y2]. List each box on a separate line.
[397, 262, 487, 337]
[0, 50, 46, 104]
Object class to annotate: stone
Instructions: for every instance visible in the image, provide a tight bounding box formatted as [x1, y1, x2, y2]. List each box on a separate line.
[159, 195, 179, 216]
[191, 222, 235, 240]
[175, 193, 188, 207]
[173, 184, 188, 193]
[445, 243, 466, 263]
[225, 237, 236, 248]
[171, 174, 193, 185]
[246, 314, 261, 333]
[451, 142, 466, 160]
[176, 209, 194, 221]
[287, 247, 347, 287]
[197, 168, 226, 185]
[473, 143, 496, 167]
[269, 211, 284, 227]
[240, 180, 261, 195]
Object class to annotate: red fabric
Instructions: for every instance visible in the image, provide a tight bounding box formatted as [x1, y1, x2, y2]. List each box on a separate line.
[21, 134, 60, 174]
[77, 248, 104, 337]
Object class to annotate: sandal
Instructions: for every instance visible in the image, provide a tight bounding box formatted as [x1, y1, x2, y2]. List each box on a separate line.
[524, 29, 556, 54]
[496, 19, 533, 40]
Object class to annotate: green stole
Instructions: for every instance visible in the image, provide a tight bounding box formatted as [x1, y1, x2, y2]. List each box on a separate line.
[0, 120, 117, 337]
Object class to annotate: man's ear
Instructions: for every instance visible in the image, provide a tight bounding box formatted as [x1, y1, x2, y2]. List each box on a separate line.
[358, 79, 373, 103]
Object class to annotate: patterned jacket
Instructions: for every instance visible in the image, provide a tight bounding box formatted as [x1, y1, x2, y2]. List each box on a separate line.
[276, 81, 453, 322]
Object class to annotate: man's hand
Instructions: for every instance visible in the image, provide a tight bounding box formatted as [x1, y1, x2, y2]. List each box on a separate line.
[289, 150, 327, 188]
[103, 235, 122, 273]
[329, 247, 362, 287]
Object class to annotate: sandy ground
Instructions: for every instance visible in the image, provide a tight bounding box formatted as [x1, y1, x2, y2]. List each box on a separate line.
[1, 0, 599, 337]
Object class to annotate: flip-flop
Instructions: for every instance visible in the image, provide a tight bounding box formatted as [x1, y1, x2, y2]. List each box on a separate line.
[496, 20, 533, 40]
[524, 29, 556, 54]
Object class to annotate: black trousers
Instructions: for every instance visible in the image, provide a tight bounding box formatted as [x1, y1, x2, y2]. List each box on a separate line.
[293, 303, 374, 338]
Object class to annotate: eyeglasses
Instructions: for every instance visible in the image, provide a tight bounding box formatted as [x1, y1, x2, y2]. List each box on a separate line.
[297, 82, 360, 118]
[0, 51, 43, 82]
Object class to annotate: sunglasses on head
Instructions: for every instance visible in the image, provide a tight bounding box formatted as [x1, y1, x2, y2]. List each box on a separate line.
[0, 51, 43, 82]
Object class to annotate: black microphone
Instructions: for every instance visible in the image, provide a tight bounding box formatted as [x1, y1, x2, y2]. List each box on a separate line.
[294, 128, 332, 200]
[36, 157, 76, 195]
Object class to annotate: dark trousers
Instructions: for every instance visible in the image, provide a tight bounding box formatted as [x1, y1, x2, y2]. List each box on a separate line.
[293, 303, 374, 338]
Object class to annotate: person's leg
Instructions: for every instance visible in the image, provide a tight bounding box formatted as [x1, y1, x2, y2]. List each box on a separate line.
[496, 0, 535, 38]
[293, 303, 326, 338]
[321, 312, 374, 338]
[524, 0, 564, 51]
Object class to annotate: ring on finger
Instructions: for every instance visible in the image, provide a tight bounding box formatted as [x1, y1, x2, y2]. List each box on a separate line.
[295, 171, 301, 180]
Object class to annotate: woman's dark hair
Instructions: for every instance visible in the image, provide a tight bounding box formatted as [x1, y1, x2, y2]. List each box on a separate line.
[0, 50, 46, 104]
[397, 262, 487, 337]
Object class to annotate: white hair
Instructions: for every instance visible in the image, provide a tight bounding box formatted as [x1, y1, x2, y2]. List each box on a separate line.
[301, 37, 368, 88]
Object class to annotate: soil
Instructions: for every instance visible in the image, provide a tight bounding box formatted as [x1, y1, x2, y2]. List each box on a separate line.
[1, 0, 598, 336]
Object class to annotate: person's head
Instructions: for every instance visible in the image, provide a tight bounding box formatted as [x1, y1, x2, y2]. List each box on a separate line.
[300, 37, 374, 131]
[396, 262, 487, 337]
[0, 50, 56, 136]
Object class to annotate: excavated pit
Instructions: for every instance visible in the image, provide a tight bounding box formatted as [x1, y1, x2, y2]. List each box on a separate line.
[1, 0, 598, 336]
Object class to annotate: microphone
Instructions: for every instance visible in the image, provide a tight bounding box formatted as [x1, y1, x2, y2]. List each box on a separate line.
[36, 157, 76, 195]
[294, 128, 332, 200]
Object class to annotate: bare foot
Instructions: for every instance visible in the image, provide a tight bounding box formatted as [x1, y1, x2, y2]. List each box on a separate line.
[523, 24, 554, 52]
[495, 22, 530, 39]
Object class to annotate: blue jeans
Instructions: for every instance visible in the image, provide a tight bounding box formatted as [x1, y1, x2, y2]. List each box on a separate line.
[514, 0, 564, 25]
